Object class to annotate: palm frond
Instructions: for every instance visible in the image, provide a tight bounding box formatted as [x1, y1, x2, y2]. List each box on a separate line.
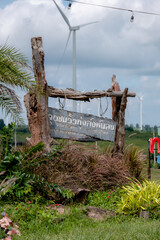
[0, 44, 34, 90]
[0, 84, 22, 111]
[0, 89, 24, 124]
[0, 44, 35, 123]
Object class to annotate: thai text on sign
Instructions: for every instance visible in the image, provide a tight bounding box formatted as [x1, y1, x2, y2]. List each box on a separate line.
[48, 107, 116, 142]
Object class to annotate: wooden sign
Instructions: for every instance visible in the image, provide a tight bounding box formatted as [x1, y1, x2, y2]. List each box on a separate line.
[48, 107, 116, 142]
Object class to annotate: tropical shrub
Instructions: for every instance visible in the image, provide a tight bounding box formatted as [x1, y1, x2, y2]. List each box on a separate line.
[117, 180, 160, 215]
[0, 142, 73, 202]
[0, 142, 44, 201]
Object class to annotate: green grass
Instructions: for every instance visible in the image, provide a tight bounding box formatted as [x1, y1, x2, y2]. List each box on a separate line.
[12, 211, 160, 240]
[125, 131, 151, 155]
[0, 202, 157, 240]
[1, 184, 160, 240]
[96, 130, 151, 155]
[137, 164, 160, 182]
[14, 129, 151, 153]
[151, 168, 160, 182]
[15, 220, 160, 240]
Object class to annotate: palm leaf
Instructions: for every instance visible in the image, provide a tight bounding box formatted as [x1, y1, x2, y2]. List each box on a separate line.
[0, 44, 34, 89]
[0, 84, 22, 111]
[0, 96, 24, 124]
[0, 44, 35, 122]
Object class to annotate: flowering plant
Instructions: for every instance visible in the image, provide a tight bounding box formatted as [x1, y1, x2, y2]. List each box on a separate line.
[0, 212, 21, 240]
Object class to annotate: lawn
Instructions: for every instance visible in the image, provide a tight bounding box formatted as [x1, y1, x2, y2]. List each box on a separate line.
[151, 168, 160, 181]
[2, 181, 160, 240]
[1, 201, 159, 240]
[14, 217, 160, 240]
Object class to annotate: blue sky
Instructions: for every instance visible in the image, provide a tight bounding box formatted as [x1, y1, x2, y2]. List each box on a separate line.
[0, 0, 15, 8]
[1, 0, 160, 127]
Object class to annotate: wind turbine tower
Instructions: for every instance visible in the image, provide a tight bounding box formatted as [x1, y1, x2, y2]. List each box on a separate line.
[52, 0, 97, 112]
[139, 96, 143, 131]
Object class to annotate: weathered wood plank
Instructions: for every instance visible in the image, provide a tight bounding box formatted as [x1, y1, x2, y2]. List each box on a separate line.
[47, 86, 136, 101]
[48, 108, 116, 142]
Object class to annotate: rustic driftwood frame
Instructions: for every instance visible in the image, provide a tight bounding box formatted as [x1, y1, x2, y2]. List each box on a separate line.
[24, 37, 136, 154]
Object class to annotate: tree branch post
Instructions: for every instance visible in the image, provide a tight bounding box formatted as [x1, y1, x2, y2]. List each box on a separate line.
[24, 37, 52, 152]
[111, 75, 128, 157]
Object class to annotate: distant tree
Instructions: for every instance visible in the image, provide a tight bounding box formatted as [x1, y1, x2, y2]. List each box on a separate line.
[144, 124, 151, 132]
[125, 124, 134, 132]
[153, 125, 158, 134]
[0, 119, 5, 130]
[130, 124, 134, 129]
[16, 124, 29, 133]
[136, 123, 139, 129]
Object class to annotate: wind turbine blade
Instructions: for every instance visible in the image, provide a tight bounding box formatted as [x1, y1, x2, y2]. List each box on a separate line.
[78, 21, 99, 28]
[52, 0, 71, 29]
[54, 31, 71, 76]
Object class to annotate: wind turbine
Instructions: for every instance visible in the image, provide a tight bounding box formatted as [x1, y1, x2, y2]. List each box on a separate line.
[52, 0, 97, 112]
[137, 95, 143, 131]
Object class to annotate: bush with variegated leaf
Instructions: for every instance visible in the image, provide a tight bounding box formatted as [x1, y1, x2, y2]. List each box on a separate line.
[117, 180, 160, 215]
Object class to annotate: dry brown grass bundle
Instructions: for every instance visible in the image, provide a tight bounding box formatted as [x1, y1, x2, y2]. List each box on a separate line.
[103, 143, 146, 181]
[33, 143, 130, 190]
[89, 155, 130, 189]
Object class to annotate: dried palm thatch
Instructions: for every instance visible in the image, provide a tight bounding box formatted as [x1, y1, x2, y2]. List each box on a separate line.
[33, 143, 130, 190]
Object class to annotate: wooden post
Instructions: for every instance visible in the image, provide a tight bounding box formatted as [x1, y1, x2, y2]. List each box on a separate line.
[24, 37, 52, 152]
[148, 141, 151, 180]
[111, 75, 128, 157]
[113, 88, 128, 156]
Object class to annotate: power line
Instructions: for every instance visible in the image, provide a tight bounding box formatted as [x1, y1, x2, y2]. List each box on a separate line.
[65, 0, 160, 16]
